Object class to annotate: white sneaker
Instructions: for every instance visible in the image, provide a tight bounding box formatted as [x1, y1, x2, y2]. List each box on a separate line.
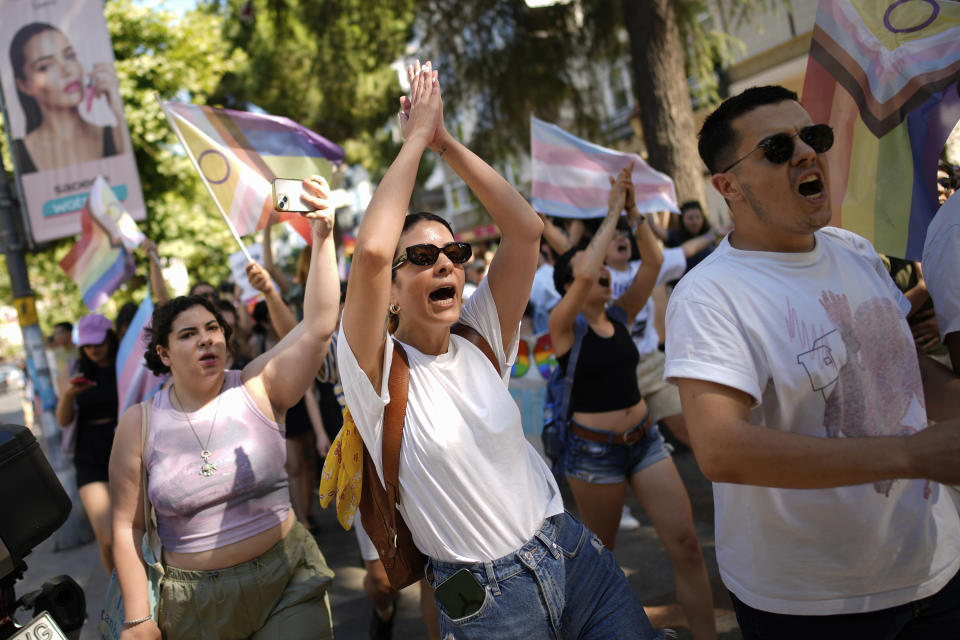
[619, 505, 640, 531]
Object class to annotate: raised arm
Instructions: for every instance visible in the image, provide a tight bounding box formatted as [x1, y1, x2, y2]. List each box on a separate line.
[342, 62, 442, 391]
[539, 213, 571, 256]
[613, 195, 663, 319]
[243, 176, 340, 416]
[109, 405, 160, 639]
[646, 211, 672, 243]
[245, 261, 297, 338]
[547, 166, 631, 356]
[677, 377, 960, 487]
[139, 239, 170, 304]
[261, 224, 292, 297]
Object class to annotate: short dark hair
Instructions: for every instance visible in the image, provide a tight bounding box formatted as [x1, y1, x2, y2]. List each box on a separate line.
[144, 296, 232, 376]
[698, 85, 798, 174]
[115, 302, 138, 335]
[53, 321, 72, 333]
[679, 200, 703, 213]
[189, 281, 218, 297]
[552, 240, 589, 296]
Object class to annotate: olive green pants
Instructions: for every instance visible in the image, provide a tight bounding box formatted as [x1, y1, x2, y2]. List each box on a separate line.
[157, 521, 334, 639]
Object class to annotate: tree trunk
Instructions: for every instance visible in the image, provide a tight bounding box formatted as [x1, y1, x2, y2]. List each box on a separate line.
[621, 0, 707, 210]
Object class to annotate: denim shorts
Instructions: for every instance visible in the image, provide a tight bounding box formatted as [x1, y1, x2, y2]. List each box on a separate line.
[426, 512, 663, 639]
[564, 421, 670, 484]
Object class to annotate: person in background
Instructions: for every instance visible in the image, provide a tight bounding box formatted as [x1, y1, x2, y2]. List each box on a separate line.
[56, 313, 119, 574]
[48, 320, 76, 398]
[549, 168, 716, 640]
[461, 258, 485, 299]
[528, 237, 561, 334]
[924, 190, 960, 375]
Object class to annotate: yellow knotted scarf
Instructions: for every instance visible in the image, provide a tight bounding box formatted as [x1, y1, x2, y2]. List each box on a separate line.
[318, 407, 363, 530]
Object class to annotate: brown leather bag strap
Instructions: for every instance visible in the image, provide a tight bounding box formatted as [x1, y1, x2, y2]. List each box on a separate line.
[451, 322, 499, 373]
[382, 340, 410, 543]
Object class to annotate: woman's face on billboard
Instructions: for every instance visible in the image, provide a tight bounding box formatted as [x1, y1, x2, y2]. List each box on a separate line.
[15, 29, 83, 111]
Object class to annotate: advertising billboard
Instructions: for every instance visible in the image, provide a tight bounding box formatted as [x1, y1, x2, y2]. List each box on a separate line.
[0, 0, 145, 244]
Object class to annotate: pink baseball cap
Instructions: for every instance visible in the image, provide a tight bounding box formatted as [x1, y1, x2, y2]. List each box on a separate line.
[77, 314, 112, 347]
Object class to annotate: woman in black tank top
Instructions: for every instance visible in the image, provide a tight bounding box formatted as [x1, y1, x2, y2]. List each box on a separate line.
[548, 168, 718, 640]
[55, 313, 119, 575]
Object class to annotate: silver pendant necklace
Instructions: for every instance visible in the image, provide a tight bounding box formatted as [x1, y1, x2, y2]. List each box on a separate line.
[172, 383, 223, 477]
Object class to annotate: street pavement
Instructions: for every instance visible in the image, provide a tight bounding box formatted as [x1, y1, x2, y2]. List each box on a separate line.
[4, 387, 743, 639]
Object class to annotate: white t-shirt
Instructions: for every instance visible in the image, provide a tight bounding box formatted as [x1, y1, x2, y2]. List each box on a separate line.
[338, 278, 564, 562]
[607, 246, 686, 357]
[529, 263, 561, 333]
[664, 227, 960, 616]
[923, 191, 960, 340]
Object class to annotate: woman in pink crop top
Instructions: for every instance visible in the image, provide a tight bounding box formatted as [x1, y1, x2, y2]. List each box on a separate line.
[108, 177, 340, 640]
[548, 171, 717, 640]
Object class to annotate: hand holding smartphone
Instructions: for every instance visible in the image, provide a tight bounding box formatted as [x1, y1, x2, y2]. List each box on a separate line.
[272, 178, 317, 213]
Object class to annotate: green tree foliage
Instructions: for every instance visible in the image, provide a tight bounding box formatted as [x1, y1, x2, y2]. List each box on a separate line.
[208, 0, 417, 176]
[2, 1, 247, 334]
[417, 0, 781, 197]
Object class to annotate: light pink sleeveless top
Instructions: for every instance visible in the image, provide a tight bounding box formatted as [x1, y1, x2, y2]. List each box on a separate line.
[145, 370, 290, 553]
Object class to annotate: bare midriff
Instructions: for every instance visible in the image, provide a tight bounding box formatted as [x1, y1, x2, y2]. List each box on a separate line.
[164, 511, 296, 571]
[572, 399, 649, 433]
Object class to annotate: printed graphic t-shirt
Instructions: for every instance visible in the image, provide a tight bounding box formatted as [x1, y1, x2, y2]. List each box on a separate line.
[664, 227, 960, 616]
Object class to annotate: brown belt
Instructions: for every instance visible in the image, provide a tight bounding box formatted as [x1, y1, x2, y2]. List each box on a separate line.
[570, 411, 651, 446]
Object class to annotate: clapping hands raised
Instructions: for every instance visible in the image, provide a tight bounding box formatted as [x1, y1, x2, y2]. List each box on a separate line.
[399, 60, 446, 151]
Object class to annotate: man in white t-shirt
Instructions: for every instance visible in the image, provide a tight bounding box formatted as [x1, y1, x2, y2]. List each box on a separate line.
[529, 239, 561, 334]
[923, 190, 960, 374]
[664, 85, 960, 639]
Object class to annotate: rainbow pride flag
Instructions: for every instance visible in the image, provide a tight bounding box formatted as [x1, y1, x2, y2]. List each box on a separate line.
[160, 101, 345, 244]
[801, 0, 960, 260]
[116, 288, 167, 414]
[531, 115, 678, 218]
[60, 176, 143, 309]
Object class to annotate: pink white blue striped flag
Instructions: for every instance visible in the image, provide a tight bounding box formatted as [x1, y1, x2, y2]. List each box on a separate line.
[531, 115, 679, 218]
[116, 288, 167, 414]
[60, 176, 143, 310]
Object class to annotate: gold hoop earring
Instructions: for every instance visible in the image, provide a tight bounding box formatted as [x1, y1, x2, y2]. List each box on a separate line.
[388, 303, 400, 314]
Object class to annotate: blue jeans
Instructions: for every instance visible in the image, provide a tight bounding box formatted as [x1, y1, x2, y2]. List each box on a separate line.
[426, 512, 662, 639]
[564, 422, 670, 484]
[730, 567, 960, 640]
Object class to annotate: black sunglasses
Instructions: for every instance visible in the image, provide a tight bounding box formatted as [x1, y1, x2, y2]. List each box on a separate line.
[392, 242, 472, 270]
[722, 124, 834, 173]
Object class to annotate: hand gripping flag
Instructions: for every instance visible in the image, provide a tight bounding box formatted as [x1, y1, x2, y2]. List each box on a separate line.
[531, 115, 679, 218]
[160, 101, 344, 246]
[60, 176, 144, 309]
[116, 288, 167, 415]
[801, 0, 960, 260]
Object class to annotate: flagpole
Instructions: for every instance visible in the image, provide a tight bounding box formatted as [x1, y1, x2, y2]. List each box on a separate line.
[155, 94, 253, 263]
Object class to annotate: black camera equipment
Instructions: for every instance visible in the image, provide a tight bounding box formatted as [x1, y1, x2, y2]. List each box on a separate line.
[0, 425, 85, 639]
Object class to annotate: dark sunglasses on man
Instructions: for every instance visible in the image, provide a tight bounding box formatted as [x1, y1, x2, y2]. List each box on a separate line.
[392, 242, 473, 270]
[721, 124, 834, 173]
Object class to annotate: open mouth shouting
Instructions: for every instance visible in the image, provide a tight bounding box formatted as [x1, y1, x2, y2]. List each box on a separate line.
[797, 171, 826, 203]
[199, 352, 219, 367]
[598, 274, 610, 289]
[428, 285, 457, 308]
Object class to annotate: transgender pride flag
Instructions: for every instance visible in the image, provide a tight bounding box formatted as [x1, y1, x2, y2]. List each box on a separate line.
[531, 115, 678, 218]
[802, 0, 960, 260]
[60, 176, 143, 310]
[160, 101, 344, 244]
[116, 289, 167, 414]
